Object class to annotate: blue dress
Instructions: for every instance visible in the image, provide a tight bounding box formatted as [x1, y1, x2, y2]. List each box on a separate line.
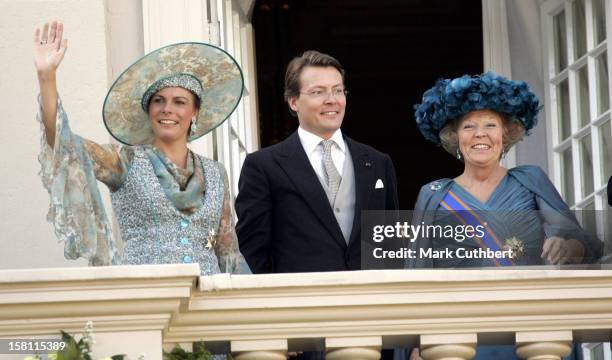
[431, 174, 547, 268]
[408, 166, 602, 269]
[405, 166, 601, 360]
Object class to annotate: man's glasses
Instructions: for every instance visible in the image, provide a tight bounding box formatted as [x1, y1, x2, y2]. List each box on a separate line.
[300, 88, 348, 100]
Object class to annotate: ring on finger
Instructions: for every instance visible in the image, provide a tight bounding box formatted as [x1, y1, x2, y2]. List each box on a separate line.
[40, 40, 47, 45]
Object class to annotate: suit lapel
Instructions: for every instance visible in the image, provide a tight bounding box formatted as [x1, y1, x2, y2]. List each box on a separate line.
[275, 132, 347, 249]
[346, 138, 375, 246]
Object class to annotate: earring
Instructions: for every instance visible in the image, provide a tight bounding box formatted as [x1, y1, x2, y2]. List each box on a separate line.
[456, 149, 462, 160]
[190, 117, 197, 134]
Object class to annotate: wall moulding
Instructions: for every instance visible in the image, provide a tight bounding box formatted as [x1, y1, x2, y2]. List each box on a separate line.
[2, 266, 612, 352]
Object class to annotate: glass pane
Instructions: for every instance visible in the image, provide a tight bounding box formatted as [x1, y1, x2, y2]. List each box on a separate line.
[561, 147, 575, 205]
[557, 79, 571, 140]
[581, 201, 597, 236]
[580, 135, 594, 196]
[591, 342, 605, 360]
[600, 120, 612, 186]
[577, 66, 591, 128]
[596, 52, 610, 115]
[573, 0, 587, 57]
[593, 0, 607, 45]
[605, 206, 612, 257]
[554, 10, 568, 72]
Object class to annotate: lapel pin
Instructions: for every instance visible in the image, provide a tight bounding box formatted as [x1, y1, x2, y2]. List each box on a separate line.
[365, 162, 372, 167]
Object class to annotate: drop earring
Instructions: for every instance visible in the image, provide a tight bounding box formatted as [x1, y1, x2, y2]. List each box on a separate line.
[456, 149, 462, 160]
[190, 117, 197, 134]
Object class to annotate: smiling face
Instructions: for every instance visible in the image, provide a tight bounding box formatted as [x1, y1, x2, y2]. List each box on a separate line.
[287, 66, 346, 139]
[457, 110, 505, 168]
[148, 87, 199, 145]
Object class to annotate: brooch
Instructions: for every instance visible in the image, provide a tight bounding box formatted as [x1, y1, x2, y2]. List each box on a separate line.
[206, 229, 217, 250]
[505, 237, 525, 260]
[429, 181, 442, 191]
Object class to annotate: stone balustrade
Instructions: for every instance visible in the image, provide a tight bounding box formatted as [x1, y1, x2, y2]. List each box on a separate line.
[1, 265, 612, 359]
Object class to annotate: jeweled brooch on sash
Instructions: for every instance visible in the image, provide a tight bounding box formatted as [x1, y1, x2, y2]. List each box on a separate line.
[505, 236, 525, 260]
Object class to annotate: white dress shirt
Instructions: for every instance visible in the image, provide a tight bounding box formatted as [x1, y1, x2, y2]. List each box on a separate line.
[297, 127, 346, 186]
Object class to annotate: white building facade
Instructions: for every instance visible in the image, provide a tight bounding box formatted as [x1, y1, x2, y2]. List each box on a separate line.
[0, 0, 611, 358]
[1, 0, 611, 272]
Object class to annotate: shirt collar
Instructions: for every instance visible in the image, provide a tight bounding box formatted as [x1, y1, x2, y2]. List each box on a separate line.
[297, 126, 345, 155]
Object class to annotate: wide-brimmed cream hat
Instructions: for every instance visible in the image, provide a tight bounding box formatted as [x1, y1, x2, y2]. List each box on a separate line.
[103, 42, 244, 145]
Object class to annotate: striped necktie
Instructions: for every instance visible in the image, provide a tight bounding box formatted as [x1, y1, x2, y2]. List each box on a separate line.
[321, 139, 342, 201]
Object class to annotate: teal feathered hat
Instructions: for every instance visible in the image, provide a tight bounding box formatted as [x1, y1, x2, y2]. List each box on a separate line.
[414, 71, 541, 144]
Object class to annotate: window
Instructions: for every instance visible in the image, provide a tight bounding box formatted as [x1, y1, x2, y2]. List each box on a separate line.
[583, 342, 612, 360]
[541, 0, 611, 243]
[208, 0, 260, 201]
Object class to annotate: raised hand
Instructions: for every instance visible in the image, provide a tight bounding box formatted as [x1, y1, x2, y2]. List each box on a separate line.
[35, 21, 68, 147]
[34, 21, 68, 76]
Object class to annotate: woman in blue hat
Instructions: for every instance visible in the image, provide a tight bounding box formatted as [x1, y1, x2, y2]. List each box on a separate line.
[34, 21, 250, 275]
[406, 72, 602, 359]
[409, 71, 602, 269]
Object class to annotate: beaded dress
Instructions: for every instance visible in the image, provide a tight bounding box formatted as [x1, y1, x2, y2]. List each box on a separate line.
[112, 147, 224, 275]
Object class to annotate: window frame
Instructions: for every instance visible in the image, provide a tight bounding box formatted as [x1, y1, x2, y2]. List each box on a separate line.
[212, 0, 260, 202]
[540, 0, 611, 241]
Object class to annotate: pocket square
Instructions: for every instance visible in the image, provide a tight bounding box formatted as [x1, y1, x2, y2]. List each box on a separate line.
[375, 179, 384, 189]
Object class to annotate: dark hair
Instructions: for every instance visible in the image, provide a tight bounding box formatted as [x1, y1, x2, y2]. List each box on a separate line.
[147, 88, 201, 111]
[284, 50, 345, 116]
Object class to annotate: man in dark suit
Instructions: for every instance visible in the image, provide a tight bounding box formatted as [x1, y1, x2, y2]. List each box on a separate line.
[236, 50, 399, 275]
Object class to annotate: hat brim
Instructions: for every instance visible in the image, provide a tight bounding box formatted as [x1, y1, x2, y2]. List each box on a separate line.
[103, 42, 244, 145]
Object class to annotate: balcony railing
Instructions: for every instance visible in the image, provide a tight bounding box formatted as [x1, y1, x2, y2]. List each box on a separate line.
[1, 265, 612, 360]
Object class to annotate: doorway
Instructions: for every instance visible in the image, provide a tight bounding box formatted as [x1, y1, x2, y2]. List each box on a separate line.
[252, 0, 483, 207]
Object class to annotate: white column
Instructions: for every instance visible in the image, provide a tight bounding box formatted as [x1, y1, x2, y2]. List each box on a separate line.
[420, 333, 477, 360]
[95, 330, 163, 360]
[326, 336, 382, 360]
[481, 0, 517, 168]
[515, 331, 572, 360]
[231, 339, 287, 360]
